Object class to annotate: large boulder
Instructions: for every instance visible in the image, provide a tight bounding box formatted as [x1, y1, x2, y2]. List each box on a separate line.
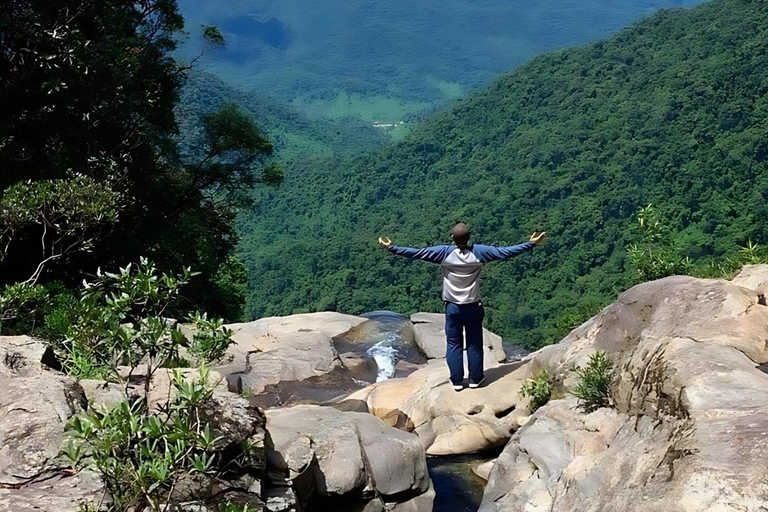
[410, 312, 507, 362]
[216, 313, 367, 395]
[731, 263, 768, 293]
[481, 274, 768, 511]
[266, 405, 432, 510]
[0, 336, 272, 511]
[344, 359, 533, 455]
[0, 336, 106, 511]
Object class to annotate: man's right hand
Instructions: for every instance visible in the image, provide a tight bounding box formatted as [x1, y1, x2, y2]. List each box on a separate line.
[378, 236, 393, 249]
[530, 232, 548, 246]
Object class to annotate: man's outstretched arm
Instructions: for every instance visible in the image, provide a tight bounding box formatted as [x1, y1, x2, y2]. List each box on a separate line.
[378, 237, 452, 264]
[473, 232, 547, 263]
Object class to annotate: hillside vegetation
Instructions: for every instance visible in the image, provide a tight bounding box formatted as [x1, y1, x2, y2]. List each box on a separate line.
[240, 0, 768, 350]
[177, 72, 386, 160]
[177, 0, 704, 124]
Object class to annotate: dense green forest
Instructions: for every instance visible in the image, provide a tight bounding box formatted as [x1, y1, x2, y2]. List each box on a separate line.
[240, 0, 768, 350]
[177, 0, 704, 126]
[177, 72, 386, 160]
[0, 0, 281, 321]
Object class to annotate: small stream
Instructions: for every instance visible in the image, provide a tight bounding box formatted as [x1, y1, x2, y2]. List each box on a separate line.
[429, 454, 495, 512]
[256, 311, 498, 510]
[349, 312, 491, 511]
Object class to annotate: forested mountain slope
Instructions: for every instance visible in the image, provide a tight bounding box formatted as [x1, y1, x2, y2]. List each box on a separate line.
[240, 0, 768, 350]
[177, 72, 386, 159]
[177, 0, 704, 124]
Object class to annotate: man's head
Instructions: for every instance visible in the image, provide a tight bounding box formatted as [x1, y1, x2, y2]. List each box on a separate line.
[451, 222, 470, 247]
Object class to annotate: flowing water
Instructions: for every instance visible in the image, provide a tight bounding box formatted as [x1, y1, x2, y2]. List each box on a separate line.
[255, 311, 502, 510]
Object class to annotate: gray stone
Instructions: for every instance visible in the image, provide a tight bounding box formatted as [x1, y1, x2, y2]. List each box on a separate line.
[481, 274, 768, 511]
[266, 405, 432, 505]
[216, 312, 367, 395]
[0, 336, 59, 378]
[0, 469, 106, 512]
[0, 373, 86, 484]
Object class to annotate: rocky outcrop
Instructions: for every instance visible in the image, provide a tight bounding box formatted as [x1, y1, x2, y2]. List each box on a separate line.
[344, 359, 533, 455]
[0, 336, 274, 511]
[216, 312, 367, 395]
[481, 273, 768, 511]
[473, 460, 495, 482]
[0, 336, 105, 511]
[410, 312, 507, 362]
[266, 405, 433, 511]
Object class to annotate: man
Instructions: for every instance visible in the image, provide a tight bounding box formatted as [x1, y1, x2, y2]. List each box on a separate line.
[379, 223, 547, 390]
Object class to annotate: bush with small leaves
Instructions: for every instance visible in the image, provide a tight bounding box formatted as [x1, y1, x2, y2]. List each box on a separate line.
[50, 258, 234, 382]
[188, 312, 235, 365]
[0, 281, 75, 336]
[64, 367, 234, 512]
[571, 351, 614, 412]
[519, 369, 553, 413]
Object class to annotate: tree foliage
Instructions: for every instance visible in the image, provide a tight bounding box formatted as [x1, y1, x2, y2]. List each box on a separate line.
[0, 0, 277, 318]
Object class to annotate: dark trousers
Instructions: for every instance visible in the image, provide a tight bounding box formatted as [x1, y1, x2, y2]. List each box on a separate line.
[445, 301, 485, 385]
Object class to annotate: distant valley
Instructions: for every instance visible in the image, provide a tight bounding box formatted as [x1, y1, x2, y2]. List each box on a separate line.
[177, 0, 705, 130]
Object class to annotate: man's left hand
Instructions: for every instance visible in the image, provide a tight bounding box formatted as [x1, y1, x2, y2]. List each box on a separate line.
[530, 232, 548, 246]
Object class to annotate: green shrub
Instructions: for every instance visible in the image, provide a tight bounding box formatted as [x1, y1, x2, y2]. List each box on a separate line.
[628, 204, 692, 282]
[571, 351, 614, 411]
[188, 312, 235, 366]
[64, 368, 226, 511]
[0, 281, 75, 336]
[519, 369, 553, 413]
[51, 258, 233, 381]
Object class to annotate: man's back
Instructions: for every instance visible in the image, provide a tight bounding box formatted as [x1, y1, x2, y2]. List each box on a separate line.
[441, 246, 483, 304]
[380, 226, 547, 390]
[386, 242, 537, 304]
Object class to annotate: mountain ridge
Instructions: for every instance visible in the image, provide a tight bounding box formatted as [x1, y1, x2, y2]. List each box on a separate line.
[239, 0, 768, 350]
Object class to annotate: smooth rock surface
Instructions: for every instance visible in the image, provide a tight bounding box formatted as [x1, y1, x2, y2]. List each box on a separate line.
[217, 312, 367, 394]
[473, 460, 495, 481]
[481, 274, 768, 511]
[410, 312, 507, 362]
[345, 359, 533, 455]
[266, 404, 432, 506]
[731, 263, 768, 293]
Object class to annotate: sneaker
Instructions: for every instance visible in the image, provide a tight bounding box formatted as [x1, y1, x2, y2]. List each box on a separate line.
[452, 383, 464, 391]
[468, 377, 485, 389]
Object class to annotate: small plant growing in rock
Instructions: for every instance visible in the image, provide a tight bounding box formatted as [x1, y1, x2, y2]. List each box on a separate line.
[571, 351, 614, 411]
[64, 368, 227, 511]
[519, 369, 553, 413]
[628, 204, 692, 282]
